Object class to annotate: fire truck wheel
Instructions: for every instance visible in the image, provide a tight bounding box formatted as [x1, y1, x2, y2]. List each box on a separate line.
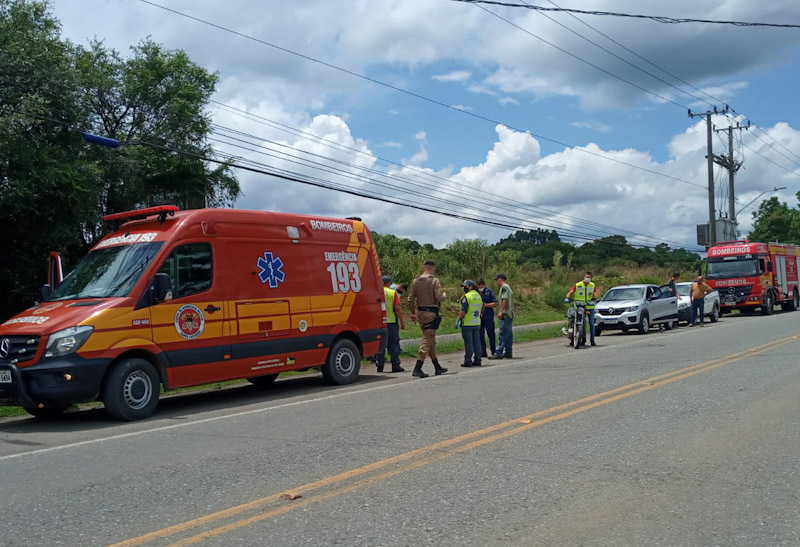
[102, 358, 160, 421]
[23, 403, 69, 420]
[760, 293, 774, 315]
[710, 304, 720, 322]
[637, 313, 650, 334]
[781, 292, 799, 312]
[321, 339, 361, 385]
[247, 374, 279, 386]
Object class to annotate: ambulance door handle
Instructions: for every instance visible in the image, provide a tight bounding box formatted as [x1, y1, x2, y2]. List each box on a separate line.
[205, 305, 221, 313]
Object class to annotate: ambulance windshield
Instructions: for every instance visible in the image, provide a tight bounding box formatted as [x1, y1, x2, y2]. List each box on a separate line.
[706, 257, 758, 279]
[49, 241, 165, 301]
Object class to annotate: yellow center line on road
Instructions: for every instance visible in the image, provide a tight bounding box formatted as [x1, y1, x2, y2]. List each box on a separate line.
[110, 335, 798, 547]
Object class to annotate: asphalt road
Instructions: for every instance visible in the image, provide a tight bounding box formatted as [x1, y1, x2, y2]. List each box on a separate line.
[1, 312, 799, 547]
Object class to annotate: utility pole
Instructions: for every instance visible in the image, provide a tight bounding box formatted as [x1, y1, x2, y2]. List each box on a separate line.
[713, 120, 750, 223]
[689, 105, 729, 246]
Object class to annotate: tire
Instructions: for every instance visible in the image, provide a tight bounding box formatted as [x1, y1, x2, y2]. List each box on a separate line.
[638, 313, 650, 334]
[761, 292, 774, 315]
[248, 373, 279, 386]
[321, 339, 361, 385]
[595, 326, 602, 336]
[102, 358, 160, 421]
[574, 315, 585, 349]
[780, 292, 799, 312]
[664, 320, 674, 330]
[792, 293, 799, 312]
[23, 403, 69, 420]
[710, 304, 720, 322]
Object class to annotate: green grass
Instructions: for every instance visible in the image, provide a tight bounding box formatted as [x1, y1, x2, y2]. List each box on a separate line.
[400, 325, 564, 358]
[399, 308, 563, 340]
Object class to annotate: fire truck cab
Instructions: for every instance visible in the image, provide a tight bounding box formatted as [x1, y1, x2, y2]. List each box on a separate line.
[706, 240, 800, 315]
[0, 207, 387, 421]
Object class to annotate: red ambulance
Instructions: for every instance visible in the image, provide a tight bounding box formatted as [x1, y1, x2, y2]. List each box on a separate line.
[706, 240, 800, 315]
[0, 206, 387, 420]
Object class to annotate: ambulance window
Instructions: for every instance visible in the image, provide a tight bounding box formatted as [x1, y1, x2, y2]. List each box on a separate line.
[158, 243, 213, 299]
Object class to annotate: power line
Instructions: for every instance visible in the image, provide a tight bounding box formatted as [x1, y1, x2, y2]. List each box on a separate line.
[208, 109, 696, 248]
[209, 123, 698, 248]
[452, 1, 800, 29]
[136, 0, 706, 190]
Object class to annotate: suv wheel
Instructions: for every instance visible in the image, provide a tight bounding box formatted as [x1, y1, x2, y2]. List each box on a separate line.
[638, 313, 650, 334]
[710, 304, 720, 322]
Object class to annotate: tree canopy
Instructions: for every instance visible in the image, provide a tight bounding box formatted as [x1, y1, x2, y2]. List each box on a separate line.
[0, 0, 239, 321]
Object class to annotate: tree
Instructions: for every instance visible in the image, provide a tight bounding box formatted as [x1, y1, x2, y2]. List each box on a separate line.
[747, 195, 800, 244]
[75, 38, 239, 241]
[0, 1, 239, 321]
[0, 0, 97, 321]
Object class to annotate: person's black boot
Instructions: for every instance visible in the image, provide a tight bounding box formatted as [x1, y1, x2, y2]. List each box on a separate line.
[433, 359, 448, 375]
[412, 360, 428, 378]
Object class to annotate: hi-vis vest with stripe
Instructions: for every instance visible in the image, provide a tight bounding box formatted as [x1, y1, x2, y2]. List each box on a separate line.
[463, 290, 483, 326]
[574, 281, 596, 309]
[384, 287, 397, 323]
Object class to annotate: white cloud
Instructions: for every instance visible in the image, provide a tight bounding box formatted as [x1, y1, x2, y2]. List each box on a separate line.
[377, 141, 403, 148]
[432, 70, 471, 82]
[414, 131, 427, 141]
[571, 120, 612, 134]
[499, 97, 519, 106]
[450, 104, 473, 111]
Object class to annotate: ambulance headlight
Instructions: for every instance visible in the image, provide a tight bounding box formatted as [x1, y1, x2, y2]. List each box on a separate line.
[45, 326, 94, 357]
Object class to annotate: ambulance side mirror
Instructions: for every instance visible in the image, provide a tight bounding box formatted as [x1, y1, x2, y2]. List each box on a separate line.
[152, 273, 172, 302]
[41, 284, 52, 301]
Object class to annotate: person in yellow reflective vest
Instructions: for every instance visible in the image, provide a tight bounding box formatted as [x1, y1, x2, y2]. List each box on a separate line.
[377, 275, 406, 372]
[456, 280, 485, 367]
[566, 271, 598, 346]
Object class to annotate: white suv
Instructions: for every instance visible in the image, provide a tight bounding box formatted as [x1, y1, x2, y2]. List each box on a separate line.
[595, 284, 678, 334]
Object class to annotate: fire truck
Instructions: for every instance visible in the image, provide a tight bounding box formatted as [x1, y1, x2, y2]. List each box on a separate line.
[706, 240, 800, 315]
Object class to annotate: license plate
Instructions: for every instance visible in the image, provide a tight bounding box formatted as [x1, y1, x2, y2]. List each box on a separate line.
[723, 301, 736, 307]
[0, 370, 11, 383]
[604, 319, 617, 324]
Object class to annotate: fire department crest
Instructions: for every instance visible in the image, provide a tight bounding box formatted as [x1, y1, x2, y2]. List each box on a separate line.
[174, 304, 205, 340]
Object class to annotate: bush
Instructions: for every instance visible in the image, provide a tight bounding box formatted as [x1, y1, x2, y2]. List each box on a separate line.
[634, 274, 661, 285]
[544, 284, 570, 311]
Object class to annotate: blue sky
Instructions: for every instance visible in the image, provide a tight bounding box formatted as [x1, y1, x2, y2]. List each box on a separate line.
[52, 0, 800, 249]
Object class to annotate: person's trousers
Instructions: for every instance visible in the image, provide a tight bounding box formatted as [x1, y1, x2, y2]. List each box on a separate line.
[690, 299, 705, 324]
[479, 316, 496, 357]
[496, 317, 513, 356]
[417, 310, 438, 361]
[584, 308, 596, 342]
[462, 326, 482, 365]
[376, 322, 401, 368]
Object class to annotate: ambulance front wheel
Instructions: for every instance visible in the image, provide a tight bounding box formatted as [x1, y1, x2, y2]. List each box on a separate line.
[102, 358, 160, 421]
[322, 339, 361, 385]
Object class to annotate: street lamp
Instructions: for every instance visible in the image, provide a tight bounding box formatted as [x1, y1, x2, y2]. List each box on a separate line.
[736, 186, 787, 216]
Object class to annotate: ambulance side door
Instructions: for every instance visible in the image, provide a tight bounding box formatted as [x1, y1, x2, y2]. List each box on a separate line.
[150, 241, 227, 387]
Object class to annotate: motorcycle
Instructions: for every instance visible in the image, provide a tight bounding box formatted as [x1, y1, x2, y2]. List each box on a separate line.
[562, 299, 591, 349]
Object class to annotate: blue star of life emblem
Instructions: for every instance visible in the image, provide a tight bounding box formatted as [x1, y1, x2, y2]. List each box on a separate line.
[257, 252, 286, 288]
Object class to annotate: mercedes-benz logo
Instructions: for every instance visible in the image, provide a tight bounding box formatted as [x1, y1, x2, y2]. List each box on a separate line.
[0, 339, 10, 359]
[728, 287, 735, 294]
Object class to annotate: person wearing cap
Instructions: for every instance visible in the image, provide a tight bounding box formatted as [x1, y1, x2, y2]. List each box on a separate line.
[456, 280, 484, 368]
[377, 275, 405, 373]
[476, 278, 497, 358]
[489, 274, 514, 359]
[407, 260, 447, 378]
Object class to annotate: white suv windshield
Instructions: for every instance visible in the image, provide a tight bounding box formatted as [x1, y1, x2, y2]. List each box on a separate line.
[602, 287, 644, 301]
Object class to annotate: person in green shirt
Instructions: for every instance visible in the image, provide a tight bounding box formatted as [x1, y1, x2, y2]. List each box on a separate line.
[489, 273, 514, 359]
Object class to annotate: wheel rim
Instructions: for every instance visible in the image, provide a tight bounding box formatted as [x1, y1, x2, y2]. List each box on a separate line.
[642, 317, 649, 332]
[335, 347, 356, 376]
[123, 370, 153, 410]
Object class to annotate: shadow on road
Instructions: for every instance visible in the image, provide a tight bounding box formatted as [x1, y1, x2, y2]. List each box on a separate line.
[0, 373, 394, 433]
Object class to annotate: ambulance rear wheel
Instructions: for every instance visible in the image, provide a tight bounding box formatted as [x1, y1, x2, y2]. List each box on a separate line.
[102, 358, 160, 421]
[248, 373, 279, 386]
[322, 339, 361, 385]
